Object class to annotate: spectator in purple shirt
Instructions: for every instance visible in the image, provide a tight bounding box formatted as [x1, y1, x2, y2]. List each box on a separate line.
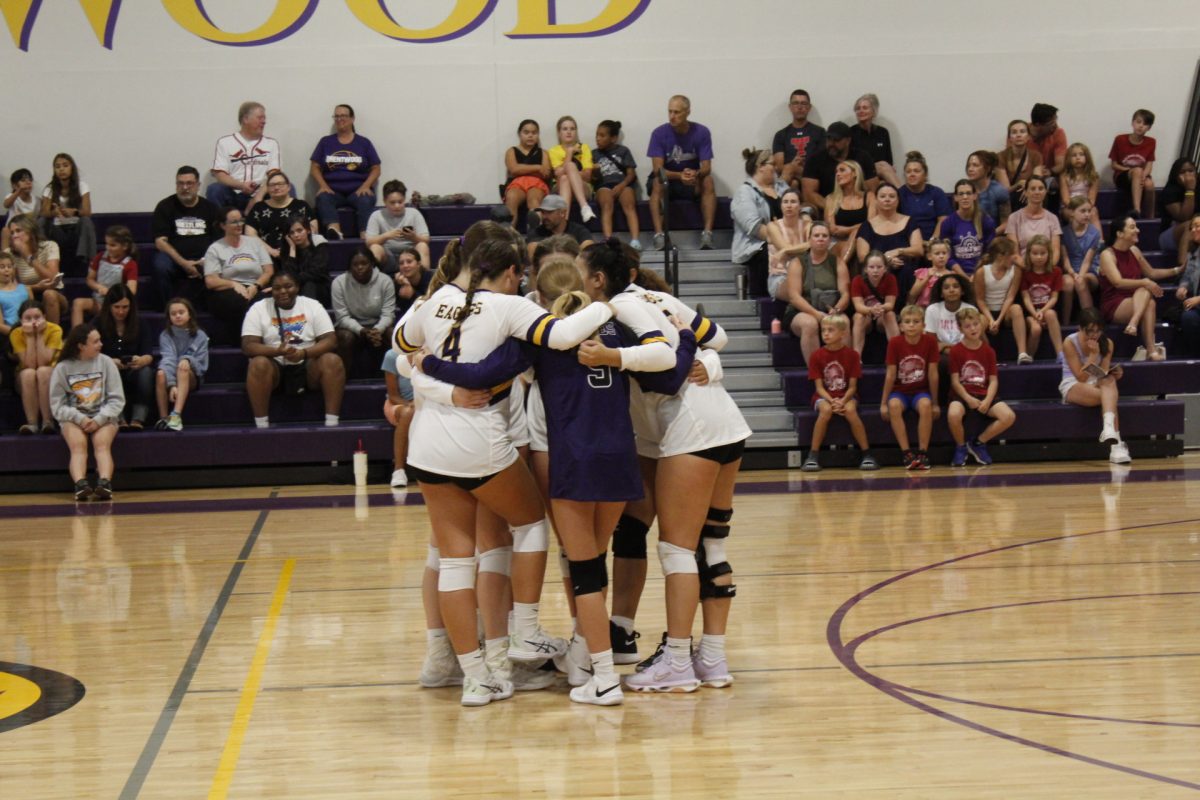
[647, 95, 717, 250]
[310, 104, 381, 240]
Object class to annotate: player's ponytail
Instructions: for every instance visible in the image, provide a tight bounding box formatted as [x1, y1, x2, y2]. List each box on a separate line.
[579, 237, 633, 299]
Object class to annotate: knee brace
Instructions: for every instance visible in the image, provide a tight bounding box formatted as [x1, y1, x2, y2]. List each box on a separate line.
[698, 508, 735, 599]
[657, 540, 698, 576]
[477, 546, 513, 576]
[612, 514, 650, 559]
[437, 556, 476, 592]
[425, 545, 440, 572]
[568, 554, 609, 597]
[511, 518, 548, 553]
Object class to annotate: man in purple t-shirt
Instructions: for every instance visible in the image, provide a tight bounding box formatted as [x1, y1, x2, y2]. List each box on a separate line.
[647, 95, 717, 249]
[309, 104, 382, 239]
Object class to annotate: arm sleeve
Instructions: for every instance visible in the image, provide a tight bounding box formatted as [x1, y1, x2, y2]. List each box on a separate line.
[511, 298, 612, 350]
[421, 339, 534, 389]
[411, 370, 456, 406]
[50, 364, 88, 426]
[94, 358, 126, 426]
[631, 327, 698, 395]
[661, 293, 727, 350]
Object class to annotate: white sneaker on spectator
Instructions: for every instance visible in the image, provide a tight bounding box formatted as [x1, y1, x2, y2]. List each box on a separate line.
[629, 238, 643, 252]
[1131, 346, 1148, 362]
[580, 204, 596, 223]
[1099, 424, 1119, 445]
[390, 469, 408, 488]
[699, 230, 714, 250]
[652, 232, 666, 250]
[1109, 442, 1132, 464]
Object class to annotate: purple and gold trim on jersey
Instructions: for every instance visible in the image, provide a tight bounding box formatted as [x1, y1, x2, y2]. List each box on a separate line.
[526, 314, 557, 346]
[691, 315, 717, 345]
[639, 329, 668, 345]
[488, 379, 514, 405]
[394, 323, 418, 353]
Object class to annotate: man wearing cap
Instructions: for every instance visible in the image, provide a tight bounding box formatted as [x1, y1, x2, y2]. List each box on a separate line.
[801, 121, 879, 212]
[647, 94, 718, 250]
[525, 195, 594, 258]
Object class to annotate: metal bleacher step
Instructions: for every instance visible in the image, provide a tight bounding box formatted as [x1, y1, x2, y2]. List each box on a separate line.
[720, 368, 782, 393]
[728, 389, 789, 408]
[741, 408, 798, 430]
[719, 332, 769, 354]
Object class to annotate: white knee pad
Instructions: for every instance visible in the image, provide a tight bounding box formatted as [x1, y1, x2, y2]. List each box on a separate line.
[425, 545, 440, 572]
[477, 546, 513, 576]
[511, 518, 548, 554]
[702, 538, 727, 566]
[657, 541, 698, 576]
[438, 556, 476, 592]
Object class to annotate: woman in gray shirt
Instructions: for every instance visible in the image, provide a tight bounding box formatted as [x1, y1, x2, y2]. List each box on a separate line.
[203, 206, 274, 344]
[51, 324, 125, 500]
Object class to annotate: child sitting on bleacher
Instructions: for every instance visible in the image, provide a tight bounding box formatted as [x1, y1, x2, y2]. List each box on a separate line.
[1108, 110, 1156, 219]
[947, 306, 1015, 466]
[802, 313, 876, 471]
[155, 298, 208, 431]
[10, 299, 62, 434]
[924, 273, 976, 353]
[880, 304, 940, 471]
[70, 225, 138, 329]
[1019, 234, 1064, 356]
[850, 250, 899, 356]
[908, 238, 952, 309]
[1060, 308, 1129, 464]
[974, 237, 1031, 363]
[3, 168, 36, 250]
[1062, 196, 1100, 317]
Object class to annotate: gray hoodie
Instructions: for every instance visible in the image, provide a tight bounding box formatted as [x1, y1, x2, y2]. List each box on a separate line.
[50, 354, 125, 427]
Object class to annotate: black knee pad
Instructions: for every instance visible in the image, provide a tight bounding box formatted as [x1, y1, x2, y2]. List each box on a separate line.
[706, 507, 733, 524]
[695, 542, 736, 599]
[568, 554, 609, 597]
[701, 522, 730, 540]
[612, 514, 650, 559]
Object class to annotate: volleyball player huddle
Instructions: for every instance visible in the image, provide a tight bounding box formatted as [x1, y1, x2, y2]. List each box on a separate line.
[392, 220, 750, 707]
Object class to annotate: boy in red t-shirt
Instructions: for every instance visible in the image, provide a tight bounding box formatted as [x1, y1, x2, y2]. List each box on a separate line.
[1108, 109, 1157, 218]
[880, 304, 940, 470]
[802, 313, 876, 471]
[947, 306, 1016, 466]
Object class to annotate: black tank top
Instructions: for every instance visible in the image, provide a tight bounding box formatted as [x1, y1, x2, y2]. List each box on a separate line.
[833, 200, 868, 229]
[510, 146, 543, 167]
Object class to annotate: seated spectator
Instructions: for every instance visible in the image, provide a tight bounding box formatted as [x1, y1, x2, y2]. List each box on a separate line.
[879, 305, 940, 471]
[381, 348, 415, 488]
[1099, 213, 1180, 361]
[393, 250, 431, 316]
[909, 239, 953, 309]
[1109, 109, 1157, 219]
[366, 179, 431, 272]
[801, 313, 875, 472]
[245, 171, 316, 258]
[71, 225, 138, 329]
[924, 273, 977, 354]
[826, 160, 871, 263]
[95, 285, 155, 430]
[155, 297, 209, 432]
[206, 101, 281, 211]
[1060, 143, 1100, 224]
[1177, 215, 1200, 356]
[5, 213, 66, 325]
[966, 150, 1010, 231]
[278, 216, 330, 306]
[39, 153, 94, 273]
[937, 180, 995, 277]
[3, 168, 37, 250]
[1060, 308, 1129, 464]
[1028, 103, 1067, 201]
[0, 252, 31, 376]
[503, 119, 552, 228]
[1061, 196, 1100, 317]
[850, 250, 899, 355]
[332, 247, 396, 375]
[592, 120, 640, 248]
[310, 104, 381, 239]
[802, 122, 878, 212]
[152, 166, 220, 310]
[10, 299, 61, 434]
[1006, 176, 1061, 268]
[1158, 159, 1197, 262]
[772, 89, 825, 190]
[856, 182, 922, 289]
[849, 93, 899, 188]
[783, 221, 850, 363]
[647, 95, 717, 250]
[203, 207, 274, 345]
[242, 269, 344, 429]
[526, 195, 594, 258]
[732, 148, 787, 297]
[898, 151, 950, 241]
[973, 238, 1031, 363]
[1019, 235, 1065, 356]
[947, 306, 1015, 467]
[766, 189, 812, 300]
[548, 116, 596, 223]
[998, 120, 1042, 212]
[51, 324, 124, 500]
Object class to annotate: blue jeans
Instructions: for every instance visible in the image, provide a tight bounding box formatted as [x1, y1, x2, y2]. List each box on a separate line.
[1181, 307, 1200, 357]
[153, 250, 203, 311]
[205, 182, 295, 210]
[315, 190, 376, 236]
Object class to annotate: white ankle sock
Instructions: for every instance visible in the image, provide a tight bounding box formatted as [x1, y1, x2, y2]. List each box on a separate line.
[666, 636, 692, 664]
[456, 649, 488, 681]
[324, 414, 339, 427]
[611, 615, 634, 634]
[254, 416, 269, 428]
[699, 634, 726, 662]
[1103, 412, 1115, 429]
[513, 602, 539, 638]
[484, 637, 508, 662]
[590, 649, 616, 682]
[426, 628, 448, 646]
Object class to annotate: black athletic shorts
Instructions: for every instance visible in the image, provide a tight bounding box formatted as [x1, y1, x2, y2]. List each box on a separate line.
[689, 439, 746, 465]
[408, 465, 500, 492]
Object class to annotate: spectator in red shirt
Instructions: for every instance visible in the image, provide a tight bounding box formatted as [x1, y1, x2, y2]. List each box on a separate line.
[1109, 109, 1157, 219]
[801, 313, 876, 471]
[850, 250, 899, 355]
[947, 306, 1015, 466]
[1019, 235, 1064, 356]
[1028, 103, 1067, 185]
[879, 304, 941, 470]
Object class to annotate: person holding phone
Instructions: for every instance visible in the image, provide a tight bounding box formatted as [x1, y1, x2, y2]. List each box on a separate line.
[365, 179, 430, 273]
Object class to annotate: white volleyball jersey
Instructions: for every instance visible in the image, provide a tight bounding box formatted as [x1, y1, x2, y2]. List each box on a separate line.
[394, 284, 610, 477]
[506, 377, 530, 449]
[526, 380, 548, 453]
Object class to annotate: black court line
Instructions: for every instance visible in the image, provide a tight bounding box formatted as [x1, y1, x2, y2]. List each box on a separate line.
[118, 492, 278, 800]
[181, 650, 1200, 695]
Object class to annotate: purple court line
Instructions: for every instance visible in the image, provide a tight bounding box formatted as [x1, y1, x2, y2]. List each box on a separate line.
[3, 465, 1198, 521]
[826, 516, 1200, 792]
[846, 591, 1200, 729]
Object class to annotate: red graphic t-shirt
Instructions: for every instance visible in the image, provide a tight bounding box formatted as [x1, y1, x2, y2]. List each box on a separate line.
[808, 345, 863, 401]
[885, 332, 940, 394]
[1020, 267, 1063, 309]
[948, 341, 998, 398]
[851, 273, 899, 308]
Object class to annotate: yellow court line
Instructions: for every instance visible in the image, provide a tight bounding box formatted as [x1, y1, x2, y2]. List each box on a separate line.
[208, 557, 296, 800]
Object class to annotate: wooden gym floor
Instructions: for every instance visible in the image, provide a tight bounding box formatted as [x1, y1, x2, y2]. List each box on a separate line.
[1, 455, 1198, 799]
